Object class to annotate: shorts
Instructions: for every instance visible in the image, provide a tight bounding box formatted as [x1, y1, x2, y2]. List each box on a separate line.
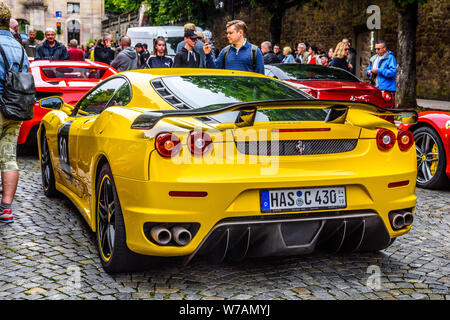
[0, 112, 22, 172]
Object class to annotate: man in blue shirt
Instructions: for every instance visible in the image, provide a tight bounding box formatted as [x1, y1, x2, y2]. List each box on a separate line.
[0, 1, 30, 224]
[366, 40, 397, 94]
[203, 20, 264, 74]
[35, 28, 69, 61]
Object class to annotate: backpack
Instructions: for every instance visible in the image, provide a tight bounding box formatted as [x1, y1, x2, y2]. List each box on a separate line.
[222, 44, 258, 72]
[0, 45, 35, 121]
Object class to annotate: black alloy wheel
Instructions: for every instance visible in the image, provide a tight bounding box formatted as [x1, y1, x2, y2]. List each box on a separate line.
[97, 174, 116, 262]
[413, 126, 448, 189]
[40, 129, 59, 197]
[96, 163, 149, 273]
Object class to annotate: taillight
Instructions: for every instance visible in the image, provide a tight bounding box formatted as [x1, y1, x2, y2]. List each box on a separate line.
[302, 89, 318, 98]
[397, 129, 414, 151]
[155, 133, 181, 157]
[376, 128, 396, 151]
[381, 90, 392, 103]
[188, 131, 213, 155]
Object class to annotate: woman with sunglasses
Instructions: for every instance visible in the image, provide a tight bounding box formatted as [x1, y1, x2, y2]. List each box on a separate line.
[146, 36, 173, 68]
[328, 42, 350, 72]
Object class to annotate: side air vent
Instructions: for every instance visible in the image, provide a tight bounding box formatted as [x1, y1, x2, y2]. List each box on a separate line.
[152, 79, 190, 110]
[151, 78, 214, 122]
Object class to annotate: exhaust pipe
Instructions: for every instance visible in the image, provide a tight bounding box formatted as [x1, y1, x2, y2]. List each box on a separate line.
[151, 225, 172, 245]
[171, 226, 192, 246]
[392, 214, 405, 230]
[403, 212, 414, 227]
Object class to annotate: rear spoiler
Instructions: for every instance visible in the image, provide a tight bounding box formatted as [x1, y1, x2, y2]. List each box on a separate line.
[130, 99, 418, 130]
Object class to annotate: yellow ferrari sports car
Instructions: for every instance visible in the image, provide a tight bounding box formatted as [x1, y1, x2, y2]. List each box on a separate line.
[37, 68, 418, 273]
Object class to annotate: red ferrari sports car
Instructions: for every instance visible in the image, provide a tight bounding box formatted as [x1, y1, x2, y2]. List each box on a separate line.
[18, 60, 117, 151]
[264, 64, 394, 109]
[400, 111, 450, 189]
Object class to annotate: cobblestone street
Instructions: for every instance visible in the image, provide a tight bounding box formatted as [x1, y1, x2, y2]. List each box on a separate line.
[0, 156, 448, 300]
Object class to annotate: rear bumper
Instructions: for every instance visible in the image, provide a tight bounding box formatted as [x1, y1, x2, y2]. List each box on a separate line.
[114, 172, 416, 257]
[113, 138, 416, 258]
[186, 211, 391, 264]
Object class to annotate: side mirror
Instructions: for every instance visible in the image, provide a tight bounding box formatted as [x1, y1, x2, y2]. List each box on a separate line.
[39, 96, 64, 110]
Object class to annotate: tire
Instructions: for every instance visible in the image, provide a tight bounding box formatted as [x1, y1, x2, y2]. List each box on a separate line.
[96, 162, 150, 273]
[40, 129, 59, 197]
[413, 126, 449, 189]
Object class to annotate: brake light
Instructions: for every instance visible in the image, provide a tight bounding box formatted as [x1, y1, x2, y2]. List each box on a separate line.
[155, 133, 181, 157]
[397, 129, 414, 151]
[376, 128, 396, 151]
[381, 90, 392, 102]
[188, 131, 213, 155]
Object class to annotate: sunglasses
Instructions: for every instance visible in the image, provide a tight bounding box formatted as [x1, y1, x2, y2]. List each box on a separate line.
[189, 37, 198, 41]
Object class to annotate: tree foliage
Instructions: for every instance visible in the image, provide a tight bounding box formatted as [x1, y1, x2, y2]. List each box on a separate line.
[105, 0, 142, 14]
[391, 0, 428, 7]
[105, 0, 222, 26]
[35, 30, 44, 41]
[145, 0, 221, 27]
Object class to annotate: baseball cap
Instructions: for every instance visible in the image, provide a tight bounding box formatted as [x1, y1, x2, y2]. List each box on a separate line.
[184, 29, 198, 39]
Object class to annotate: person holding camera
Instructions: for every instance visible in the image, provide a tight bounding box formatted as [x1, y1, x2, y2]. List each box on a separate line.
[94, 33, 115, 65]
[203, 20, 264, 74]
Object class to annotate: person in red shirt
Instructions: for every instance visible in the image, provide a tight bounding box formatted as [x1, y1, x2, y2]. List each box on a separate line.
[68, 39, 84, 61]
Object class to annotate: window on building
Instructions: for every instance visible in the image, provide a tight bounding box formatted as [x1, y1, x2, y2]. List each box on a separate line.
[67, 20, 81, 45]
[67, 3, 80, 14]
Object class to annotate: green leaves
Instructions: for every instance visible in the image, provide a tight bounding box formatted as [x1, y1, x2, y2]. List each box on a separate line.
[391, 0, 428, 8]
[105, 0, 142, 14]
[106, 0, 221, 27]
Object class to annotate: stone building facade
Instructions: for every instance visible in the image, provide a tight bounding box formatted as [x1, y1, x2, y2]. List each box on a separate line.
[209, 0, 449, 101]
[101, 10, 140, 43]
[5, 0, 104, 46]
[101, 4, 148, 43]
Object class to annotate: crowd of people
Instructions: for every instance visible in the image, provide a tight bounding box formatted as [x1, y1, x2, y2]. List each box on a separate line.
[17, 21, 358, 74]
[16, 18, 396, 93]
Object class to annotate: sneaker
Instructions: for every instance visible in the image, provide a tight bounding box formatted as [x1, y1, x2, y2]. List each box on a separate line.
[0, 209, 13, 223]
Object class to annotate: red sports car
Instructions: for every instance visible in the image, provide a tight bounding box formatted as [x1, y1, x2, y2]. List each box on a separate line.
[18, 60, 117, 151]
[264, 64, 394, 109]
[400, 111, 450, 189]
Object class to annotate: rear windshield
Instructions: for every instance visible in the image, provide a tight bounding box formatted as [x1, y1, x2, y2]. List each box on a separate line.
[272, 64, 359, 82]
[153, 75, 321, 123]
[41, 67, 107, 79]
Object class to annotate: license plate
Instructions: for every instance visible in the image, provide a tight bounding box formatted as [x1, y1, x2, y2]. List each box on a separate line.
[260, 186, 347, 213]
